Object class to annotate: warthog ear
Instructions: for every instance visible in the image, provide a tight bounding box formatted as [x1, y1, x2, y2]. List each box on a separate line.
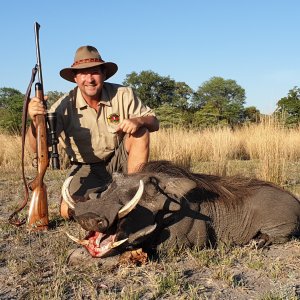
[162, 177, 197, 199]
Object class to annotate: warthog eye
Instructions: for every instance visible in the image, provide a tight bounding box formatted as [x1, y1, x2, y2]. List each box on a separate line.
[97, 218, 108, 231]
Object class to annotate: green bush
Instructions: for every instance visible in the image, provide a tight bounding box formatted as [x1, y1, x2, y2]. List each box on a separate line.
[0, 88, 25, 134]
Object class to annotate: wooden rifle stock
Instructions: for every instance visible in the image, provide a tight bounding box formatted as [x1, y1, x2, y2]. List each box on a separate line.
[27, 83, 49, 230]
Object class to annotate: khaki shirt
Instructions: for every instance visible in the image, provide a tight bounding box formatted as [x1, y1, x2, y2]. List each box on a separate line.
[49, 82, 155, 163]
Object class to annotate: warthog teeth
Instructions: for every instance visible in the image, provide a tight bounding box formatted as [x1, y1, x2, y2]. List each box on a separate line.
[111, 238, 128, 248]
[65, 231, 89, 246]
[61, 177, 75, 210]
[95, 232, 103, 247]
[118, 180, 144, 219]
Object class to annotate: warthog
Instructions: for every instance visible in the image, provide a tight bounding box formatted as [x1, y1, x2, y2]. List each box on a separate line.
[64, 161, 300, 257]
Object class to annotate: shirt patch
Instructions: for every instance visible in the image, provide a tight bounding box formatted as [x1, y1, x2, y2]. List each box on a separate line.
[107, 113, 120, 124]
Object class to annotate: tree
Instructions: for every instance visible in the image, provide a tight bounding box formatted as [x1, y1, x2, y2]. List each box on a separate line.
[0, 87, 24, 134]
[123, 70, 193, 109]
[192, 102, 221, 127]
[123, 70, 175, 108]
[243, 106, 260, 123]
[46, 90, 65, 107]
[276, 86, 300, 126]
[154, 104, 193, 128]
[0, 87, 23, 109]
[172, 82, 194, 109]
[192, 77, 246, 126]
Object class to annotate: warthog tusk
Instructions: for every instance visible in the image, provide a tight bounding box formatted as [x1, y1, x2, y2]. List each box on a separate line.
[128, 224, 157, 244]
[61, 176, 75, 210]
[111, 238, 128, 248]
[118, 180, 144, 219]
[65, 231, 89, 246]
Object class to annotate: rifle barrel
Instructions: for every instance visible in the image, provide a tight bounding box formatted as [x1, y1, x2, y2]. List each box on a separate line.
[34, 22, 43, 87]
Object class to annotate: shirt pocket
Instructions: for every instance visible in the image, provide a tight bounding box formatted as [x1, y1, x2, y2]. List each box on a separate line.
[103, 130, 118, 150]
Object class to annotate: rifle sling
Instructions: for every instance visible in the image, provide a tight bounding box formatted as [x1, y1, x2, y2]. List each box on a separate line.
[8, 65, 38, 226]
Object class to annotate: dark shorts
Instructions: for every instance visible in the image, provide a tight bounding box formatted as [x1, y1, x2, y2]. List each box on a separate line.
[67, 139, 128, 200]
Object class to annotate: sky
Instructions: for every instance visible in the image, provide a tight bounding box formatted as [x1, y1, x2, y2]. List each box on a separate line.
[1, 1, 299, 114]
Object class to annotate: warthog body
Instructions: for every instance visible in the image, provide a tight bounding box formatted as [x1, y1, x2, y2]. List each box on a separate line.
[71, 161, 300, 256]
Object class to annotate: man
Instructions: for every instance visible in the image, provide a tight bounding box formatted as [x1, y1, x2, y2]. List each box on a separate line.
[27, 45, 159, 219]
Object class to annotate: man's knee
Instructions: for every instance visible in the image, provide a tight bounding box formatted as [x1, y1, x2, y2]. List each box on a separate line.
[125, 127, 150, 152]
[60, 197, 74, 220]
[131, 126, 150, 142]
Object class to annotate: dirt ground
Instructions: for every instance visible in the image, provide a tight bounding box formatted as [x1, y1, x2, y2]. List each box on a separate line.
[1, 168, 300, 299]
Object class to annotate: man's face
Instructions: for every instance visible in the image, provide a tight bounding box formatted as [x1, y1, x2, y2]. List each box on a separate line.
[74, 66, 106, 100]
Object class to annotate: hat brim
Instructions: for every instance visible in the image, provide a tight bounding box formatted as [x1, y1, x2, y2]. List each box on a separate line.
[60, 61, 118, 83]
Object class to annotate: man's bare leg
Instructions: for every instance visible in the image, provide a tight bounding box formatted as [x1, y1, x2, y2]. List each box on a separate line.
[60, 196, 71, 219]
[125, 127, 150, 174]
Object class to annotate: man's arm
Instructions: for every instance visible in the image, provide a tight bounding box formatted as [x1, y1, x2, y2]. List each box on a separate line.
[26, 122, 38, 152]
[117, 115, 159, 135]
[135, 115, 159, 132]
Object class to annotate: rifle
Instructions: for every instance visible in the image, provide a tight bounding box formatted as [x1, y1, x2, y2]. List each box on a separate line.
[9, 22, 60, 231]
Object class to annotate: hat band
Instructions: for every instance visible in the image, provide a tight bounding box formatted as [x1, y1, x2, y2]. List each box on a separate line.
[71, 58, 103, 67]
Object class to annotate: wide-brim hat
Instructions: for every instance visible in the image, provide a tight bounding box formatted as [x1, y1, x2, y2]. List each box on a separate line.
[60, 45, 118, 82]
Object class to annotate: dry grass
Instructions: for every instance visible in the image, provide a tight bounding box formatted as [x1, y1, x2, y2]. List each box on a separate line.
[2, 118, 300, 184]
[149, 119, 300, 186]
[2, 120, 300, 195]
[0, 133, 24, 167]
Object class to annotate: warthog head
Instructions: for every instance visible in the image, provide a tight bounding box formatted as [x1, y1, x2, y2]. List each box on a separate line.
[63, 168, 201, 257]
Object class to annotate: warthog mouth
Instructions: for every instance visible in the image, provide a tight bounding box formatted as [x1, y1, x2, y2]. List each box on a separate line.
[64, 179, 145, 258]
[66, 231, 128, 258]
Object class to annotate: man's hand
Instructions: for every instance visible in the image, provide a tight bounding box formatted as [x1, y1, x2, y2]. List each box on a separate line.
[116, 118, 143, 135]
[28, 97, 47, 126]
